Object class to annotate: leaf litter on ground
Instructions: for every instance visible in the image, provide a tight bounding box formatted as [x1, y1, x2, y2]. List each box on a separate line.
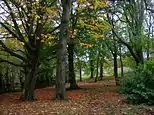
[0, 78, 153, 115]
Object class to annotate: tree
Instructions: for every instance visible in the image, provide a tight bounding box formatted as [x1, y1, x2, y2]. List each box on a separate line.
[107, 0, 146, 66]
[55, 0, 71, 100]
[67, 2, 80, 89]
[0, 0, 57, 101]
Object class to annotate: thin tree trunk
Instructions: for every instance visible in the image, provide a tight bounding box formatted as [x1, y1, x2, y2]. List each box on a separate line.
[99, 57, 104, 80]
[68, 43, 80, 89]
[90, 59, 94, 79]
[0, 75, 3, 93]
[55, 0, 71, 99]
[113, 53, 119, 86]
[119, 45, 123, 77]
[113, 38, 119, 86]
[79, 59, 82, 82]
[95, 50, 100, 82]
[19, 75, 24, 91]
[147, 21, 151, 60]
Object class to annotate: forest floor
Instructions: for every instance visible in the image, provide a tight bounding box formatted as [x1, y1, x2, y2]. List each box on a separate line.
[0, 77, 154, 115]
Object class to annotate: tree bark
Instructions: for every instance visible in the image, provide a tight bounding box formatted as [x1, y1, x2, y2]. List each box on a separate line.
[20, 52, 39, 101]
[95, 50, 100, 82]
[90, 59, 94, 79]
[0, 75, 3, 93]
[79, 59, 82, 82]
[113, 53, 119, 86]
[68, 43, 80, 89]
[20, 37, 41, 101]
[55, 0, 71, 99]
[113, 30, 119, 86]
[79, 63, 82, 81]
[99, 57, 104, 80]
[119, 45, 123, 77]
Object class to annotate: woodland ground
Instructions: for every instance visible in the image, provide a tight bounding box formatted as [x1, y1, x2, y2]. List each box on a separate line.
[0, 77, 154, 115]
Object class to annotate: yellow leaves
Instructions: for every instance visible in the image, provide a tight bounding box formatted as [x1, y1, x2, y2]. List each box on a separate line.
[46, 8, 53, 15]
[34, 15, 41, 22]
[94, 0, 108, 9]
[96, 24, 111, 30]
[45, 7, 57, 16]
[79, 20, 97, 30]
[41, 34, 55, 46]
[4, 39, 24, 50]
[80, 43, 94, 48]
[19, 42, 25, 46]
[79, 20, 85, 28]
[79, 19, 111, 31]
[78, 0, 87, 4]
[91, 33, 104, 39]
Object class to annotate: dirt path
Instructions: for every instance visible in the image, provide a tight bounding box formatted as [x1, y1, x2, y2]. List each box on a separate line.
[0, 79, 151, 115]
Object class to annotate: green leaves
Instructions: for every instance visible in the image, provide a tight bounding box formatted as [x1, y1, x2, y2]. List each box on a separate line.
[119, 64, 154, 104]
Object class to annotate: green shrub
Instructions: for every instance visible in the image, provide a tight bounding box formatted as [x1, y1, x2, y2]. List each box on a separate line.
[119, 62, 154, 105]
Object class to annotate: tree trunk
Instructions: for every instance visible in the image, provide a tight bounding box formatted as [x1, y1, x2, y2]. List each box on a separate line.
[68, 43, 80, 89]
[55, 36, 68, 99]
[147, 37, 150, 60]
[20, 37, 40, 101]
[0, 75, 3, 93]
[95, 50, 100, 82]
[79, 59, 82, 82]
[19, 75, 24, 91]
[20, 56, 39, 101]
[147, 24, 150, 60]
[90, 59, 94, 79]
[113, 53, 119, 86]
[119, 45, 123, 77]
[113, 31, 118, 85]
[55, 0, 71, 99]
[99, 57, 104, 80]
[132, 0, 144, 65]
[135, 47, 144, 65]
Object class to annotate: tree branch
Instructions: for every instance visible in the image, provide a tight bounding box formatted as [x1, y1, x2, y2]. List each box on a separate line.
[0, 22, 19, 39]
[3, 0, 25, 43]
[0, 40, 26, 61]
[0, 58, 28, 67]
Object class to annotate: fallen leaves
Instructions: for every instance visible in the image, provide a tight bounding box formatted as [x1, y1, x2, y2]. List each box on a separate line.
[0, 79, 152, 115]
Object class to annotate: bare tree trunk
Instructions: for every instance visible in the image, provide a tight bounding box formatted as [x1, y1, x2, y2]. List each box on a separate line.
[99, 57, 104, 80]
[20, 38, 41, 101]
[79, 59, 82, 82]
[21, 56, 39, 101]
[95, 50, 100, 82]
[113, 53, 119, 86]
[119, 45, 123, 77]
[90, 59, 94, 79]
[55, 0, 71, 99]
[0, 75, 3, 93]
[68, 43, 80, 89]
